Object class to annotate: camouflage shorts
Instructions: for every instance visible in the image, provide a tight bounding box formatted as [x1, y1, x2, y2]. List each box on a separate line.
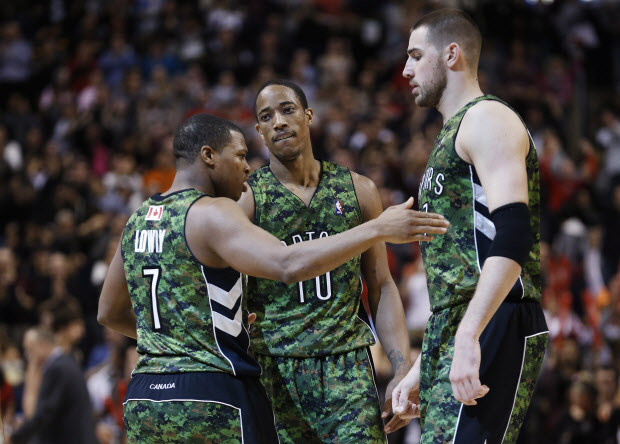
[124, 400, 241, 443]
[257, 347, 387, 444]
[419, 301, 548, 444]
[123, 371, 278, 444]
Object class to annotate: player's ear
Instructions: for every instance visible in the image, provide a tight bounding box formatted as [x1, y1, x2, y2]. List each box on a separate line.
[255, 123, 262, 135]
[446, 42, 460, 69]
[305, 108, 314, 125]
[200, 145, 216, 168]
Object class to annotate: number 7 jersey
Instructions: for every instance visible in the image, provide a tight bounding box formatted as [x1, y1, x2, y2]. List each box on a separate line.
[246, 161, 376, 357]
[121, 189, 260, 376]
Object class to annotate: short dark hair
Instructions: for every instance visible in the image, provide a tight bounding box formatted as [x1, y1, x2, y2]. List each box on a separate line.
[254, 79, 308, 121]
[412, 9, 482, 70]
[173, 113, 243, 165]
[48, 298, 83, 333]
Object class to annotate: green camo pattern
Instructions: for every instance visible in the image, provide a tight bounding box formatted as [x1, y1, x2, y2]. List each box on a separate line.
[419, 304, 465, 443]
[418, 305, 547, 443]
[502, 332, 548, 443]
[247, 161, 375, 356]
[124, 400, 241, 443]
[257, 348, 386, 443]
[418, 95, 541, 312]
[121, 189, 235, 374]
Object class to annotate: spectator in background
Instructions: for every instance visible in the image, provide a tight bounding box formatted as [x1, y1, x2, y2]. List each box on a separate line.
[596, 107, 620, 186]
[10, 302, 97, 444]
[602, 183, 620, 281]
[0, 22, 32, 84]
[99, 34, 137, 90]
[553, 377, 598, 444]
[594, 366, 620, 443]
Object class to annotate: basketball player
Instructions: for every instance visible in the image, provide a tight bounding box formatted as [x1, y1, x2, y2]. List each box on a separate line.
[389, 9, 548, 444]
[236, 80, 419, 442]
[98, 113, 449, 443]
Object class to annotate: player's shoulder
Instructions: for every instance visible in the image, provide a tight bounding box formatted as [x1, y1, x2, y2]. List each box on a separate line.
[350, 171, 377, 192]
[189, 195, 243, 219]
[349, 170, 381, 209]
[349, 170, 375, 191]
[459, 98, 528, 154]
[186, 196, 250, 241]
[463, 98, 525, 134]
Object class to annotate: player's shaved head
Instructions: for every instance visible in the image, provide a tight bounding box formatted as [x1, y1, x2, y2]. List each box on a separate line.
[254, 79, 308, 121]
[173, 113, 243, 165]
[411, 9, 482, 70]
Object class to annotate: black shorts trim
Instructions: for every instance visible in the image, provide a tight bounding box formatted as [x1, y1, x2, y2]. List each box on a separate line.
[453, 301, 548, 444]
[124, 372, 279, 443]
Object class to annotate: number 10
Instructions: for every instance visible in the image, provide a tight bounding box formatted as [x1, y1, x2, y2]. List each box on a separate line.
[298, 272, 332, 303]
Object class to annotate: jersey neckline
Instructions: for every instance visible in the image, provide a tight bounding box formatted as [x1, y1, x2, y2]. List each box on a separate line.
[267, 160, 325, 209]
[151, 188, 205, 201]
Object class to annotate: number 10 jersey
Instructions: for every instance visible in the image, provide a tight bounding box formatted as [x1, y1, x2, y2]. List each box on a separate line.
[247, 161, 376, 357]
[121, 188, 260, 376]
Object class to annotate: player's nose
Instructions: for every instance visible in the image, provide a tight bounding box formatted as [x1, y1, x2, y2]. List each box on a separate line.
[402, 59, 414, 79]
[273, 112, 287, 129]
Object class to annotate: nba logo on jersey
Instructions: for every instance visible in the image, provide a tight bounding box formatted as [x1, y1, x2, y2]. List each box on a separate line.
[145, 206, 164, 221]
[335, 200, 344, 215]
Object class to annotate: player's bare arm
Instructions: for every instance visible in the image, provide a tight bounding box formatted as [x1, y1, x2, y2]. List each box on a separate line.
[98, 244, 137, 339]
[188, 196, 449, 284]
[450, 100, 530, 405]
[350, 172, 415, 433]
[237, 184, 255, 222]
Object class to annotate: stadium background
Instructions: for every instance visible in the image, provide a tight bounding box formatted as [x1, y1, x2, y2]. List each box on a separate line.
[1, 0, 619, 442]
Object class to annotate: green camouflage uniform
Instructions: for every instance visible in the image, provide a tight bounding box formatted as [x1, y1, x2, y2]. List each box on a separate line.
[417, 95, 547, 443]
[247, 161, 385, 443]
[121, 189, 266, 443]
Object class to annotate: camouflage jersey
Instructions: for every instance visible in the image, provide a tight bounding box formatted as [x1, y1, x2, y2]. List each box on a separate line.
[246, 161, 376, 357]
[121, 188, 260, 376]
[418, 95, 541, 313]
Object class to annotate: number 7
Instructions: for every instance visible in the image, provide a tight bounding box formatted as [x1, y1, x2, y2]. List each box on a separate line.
[143, 267, 162, 330]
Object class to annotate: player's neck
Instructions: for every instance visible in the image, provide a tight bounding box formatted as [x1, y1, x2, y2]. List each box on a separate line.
[166, 168, 215, 197]
[437, 77, 483, 124]
[270, 152, 321, 188]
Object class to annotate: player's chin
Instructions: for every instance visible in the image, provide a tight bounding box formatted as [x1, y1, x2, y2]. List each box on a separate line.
[225, 185, 244, 201]
[234, 183, 247, 200]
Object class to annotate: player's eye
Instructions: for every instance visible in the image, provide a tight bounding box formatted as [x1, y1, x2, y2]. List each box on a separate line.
[260, 114, 270, 122]
[284, 107, 294, 114]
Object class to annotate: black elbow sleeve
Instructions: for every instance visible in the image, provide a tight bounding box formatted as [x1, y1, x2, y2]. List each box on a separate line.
[487, 202, 533, 267]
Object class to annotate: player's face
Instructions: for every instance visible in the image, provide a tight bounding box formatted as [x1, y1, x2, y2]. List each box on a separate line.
[213, 131, 250, 200]
[255, 85, 313, 161]
[402, 26, 447, 108]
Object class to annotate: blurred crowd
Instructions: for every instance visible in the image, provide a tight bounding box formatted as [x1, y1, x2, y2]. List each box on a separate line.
[1, 0, 620, 443]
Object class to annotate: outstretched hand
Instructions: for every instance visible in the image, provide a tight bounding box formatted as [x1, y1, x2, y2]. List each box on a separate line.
[377, 197, 450, 244]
